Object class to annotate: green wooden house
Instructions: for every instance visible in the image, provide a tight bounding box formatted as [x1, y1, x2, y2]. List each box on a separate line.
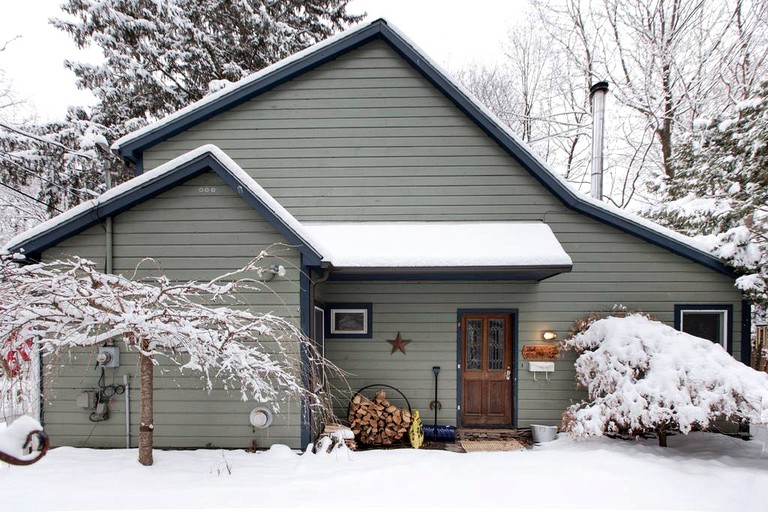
[4, 19, 748, 450]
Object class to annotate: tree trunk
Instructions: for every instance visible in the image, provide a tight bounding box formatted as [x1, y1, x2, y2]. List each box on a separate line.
[657, 426, 668, 448]
[138, 338, 154, 466]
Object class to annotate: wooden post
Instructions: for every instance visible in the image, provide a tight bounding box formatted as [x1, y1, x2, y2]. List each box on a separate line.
[138, 337, 154, 466]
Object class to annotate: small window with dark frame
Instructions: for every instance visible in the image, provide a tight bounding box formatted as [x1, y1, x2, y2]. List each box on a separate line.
[326, 304, 373, 338]
[679, 309, 728, 348]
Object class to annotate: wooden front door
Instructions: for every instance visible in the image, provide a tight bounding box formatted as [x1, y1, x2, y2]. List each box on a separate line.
[461, 314, 513, 426]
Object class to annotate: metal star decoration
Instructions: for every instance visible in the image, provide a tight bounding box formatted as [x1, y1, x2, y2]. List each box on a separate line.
[387, 331, 411, 355]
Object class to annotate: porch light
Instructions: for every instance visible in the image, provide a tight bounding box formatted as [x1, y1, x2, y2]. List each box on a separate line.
[260, 264, 286, 282]
[542, 331, 558, 341]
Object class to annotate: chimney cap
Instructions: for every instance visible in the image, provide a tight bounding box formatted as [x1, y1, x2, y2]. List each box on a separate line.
[590, 81, 609, 96]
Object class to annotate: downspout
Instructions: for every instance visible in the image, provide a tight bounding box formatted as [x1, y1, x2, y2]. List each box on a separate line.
[589, 81, 609, 201]
[309, 265, 332, 341]
[105, 217, 113, 274]
[306, 265, 331, 443]
[97, 140, 126, 447]
[96, 140, 114, 273]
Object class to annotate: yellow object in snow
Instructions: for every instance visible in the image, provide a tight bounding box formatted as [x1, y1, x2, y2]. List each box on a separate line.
[409, 410, 424, 449]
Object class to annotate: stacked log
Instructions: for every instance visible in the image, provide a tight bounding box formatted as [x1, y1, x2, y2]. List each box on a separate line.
[348, 389, 412, 446]
[321, 423, 357, 451]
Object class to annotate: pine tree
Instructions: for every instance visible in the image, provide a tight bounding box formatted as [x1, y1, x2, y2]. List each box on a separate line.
[0, 0, 362, 216]
[647, 82, 768, 304]
[52, 0, 362, 129]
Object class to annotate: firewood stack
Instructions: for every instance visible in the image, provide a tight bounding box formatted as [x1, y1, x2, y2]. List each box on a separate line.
[348, 389, 412, 446]
[321, 423, 357, 451]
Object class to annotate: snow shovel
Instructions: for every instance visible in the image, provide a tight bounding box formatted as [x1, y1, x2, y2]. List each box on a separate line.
[422, 366, 456, 442]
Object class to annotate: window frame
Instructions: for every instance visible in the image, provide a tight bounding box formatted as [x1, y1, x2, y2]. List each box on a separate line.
[325, 303, 373, 339]
[674, 304, 733, 352]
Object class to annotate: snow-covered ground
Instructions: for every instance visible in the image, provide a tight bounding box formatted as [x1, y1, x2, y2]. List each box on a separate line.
[1, 433, 766, 511]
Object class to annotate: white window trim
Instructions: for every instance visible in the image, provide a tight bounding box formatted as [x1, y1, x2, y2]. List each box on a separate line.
[679, 309, 728, 349]
[330, 308, 369, 335]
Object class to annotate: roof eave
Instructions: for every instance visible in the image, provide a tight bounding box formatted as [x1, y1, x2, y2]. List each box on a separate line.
[8, 150, 324, 266]
[326, 264, 573, 282]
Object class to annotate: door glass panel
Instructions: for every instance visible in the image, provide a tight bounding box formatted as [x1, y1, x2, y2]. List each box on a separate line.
[466, 319, 482, 370]
[488, 319, 505, 370]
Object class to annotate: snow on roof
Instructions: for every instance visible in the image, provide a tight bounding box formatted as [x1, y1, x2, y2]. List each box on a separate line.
[304, 222, 572, 268]
[110, 17, 717, 265]
[2, 145, 321, 256]
[4, 146, 570, 273]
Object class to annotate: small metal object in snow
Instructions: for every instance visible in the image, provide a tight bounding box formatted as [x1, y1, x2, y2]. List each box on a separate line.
[0, 430, 49, 466]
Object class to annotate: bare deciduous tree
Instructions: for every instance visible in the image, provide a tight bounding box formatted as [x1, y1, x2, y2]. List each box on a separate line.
[0, 254, 338, 466]
[458, 0, 768, 207]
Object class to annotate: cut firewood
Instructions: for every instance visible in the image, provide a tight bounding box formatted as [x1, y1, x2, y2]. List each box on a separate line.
[348, 389, 412, 446]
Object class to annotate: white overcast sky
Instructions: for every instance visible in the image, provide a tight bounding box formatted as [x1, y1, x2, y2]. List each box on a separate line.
[0, 0, 523, 123]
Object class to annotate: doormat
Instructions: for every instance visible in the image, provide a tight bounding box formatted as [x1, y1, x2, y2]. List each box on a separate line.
[459, 439, 527, 452]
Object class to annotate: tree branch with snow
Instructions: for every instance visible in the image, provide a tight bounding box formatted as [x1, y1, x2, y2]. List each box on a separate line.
[0, 254, 339, 465]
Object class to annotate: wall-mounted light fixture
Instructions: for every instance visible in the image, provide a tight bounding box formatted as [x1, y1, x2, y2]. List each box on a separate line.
[260, 264, 286, 282]
[542, 331, 558, 341]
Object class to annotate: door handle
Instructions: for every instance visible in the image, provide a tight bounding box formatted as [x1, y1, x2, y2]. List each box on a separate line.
[505, 367, 511, 380]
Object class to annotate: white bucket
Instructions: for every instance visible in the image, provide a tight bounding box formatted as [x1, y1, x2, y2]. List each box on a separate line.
[530, 424, 558, 443]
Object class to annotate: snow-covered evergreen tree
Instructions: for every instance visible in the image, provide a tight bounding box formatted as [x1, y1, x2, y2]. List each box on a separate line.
[647, 82, 768, 305]
[0, 0, 361, 215]
[53, 0, 362, 128]
[0, 108, 130, 216]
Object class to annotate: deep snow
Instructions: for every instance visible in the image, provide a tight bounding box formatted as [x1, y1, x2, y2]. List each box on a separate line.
[1, 432, 766, 511]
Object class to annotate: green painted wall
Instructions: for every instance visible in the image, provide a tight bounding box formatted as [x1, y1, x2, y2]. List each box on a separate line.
[42, 37, 743, 443]
[42, 172, 304, 449]
[140, 38, 742, 429]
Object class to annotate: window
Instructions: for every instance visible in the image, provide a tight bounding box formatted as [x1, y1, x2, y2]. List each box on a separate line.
[675, 305, 732, 350]
[325, 303, 373, 339]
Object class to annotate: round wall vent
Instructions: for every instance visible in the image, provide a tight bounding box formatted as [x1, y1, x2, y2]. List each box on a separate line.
[249, 406, 273, 429]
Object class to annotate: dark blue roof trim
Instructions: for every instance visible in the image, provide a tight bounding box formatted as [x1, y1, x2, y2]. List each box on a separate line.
[741, 299, 751, 365]
[114, 18, 732, 277]
[327, 265, 572, 282]
[10, 152, 323, 266]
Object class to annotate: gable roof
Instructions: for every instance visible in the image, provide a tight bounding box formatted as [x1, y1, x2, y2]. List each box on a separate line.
[4, 145, 573, 281]
[110, 18, 733, 278]
[2, 145, 324, 265]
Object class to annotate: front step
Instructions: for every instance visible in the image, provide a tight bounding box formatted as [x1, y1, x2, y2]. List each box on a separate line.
[457, 428, 532, 442]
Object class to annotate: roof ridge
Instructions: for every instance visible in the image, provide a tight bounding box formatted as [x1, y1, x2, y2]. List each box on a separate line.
[92, 19, 732, 276]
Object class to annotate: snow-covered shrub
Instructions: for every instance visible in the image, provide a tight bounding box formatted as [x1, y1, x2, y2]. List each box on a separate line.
[561, 313, 768, 446]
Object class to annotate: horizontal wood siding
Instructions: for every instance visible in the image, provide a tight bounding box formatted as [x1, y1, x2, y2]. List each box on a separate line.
[143, 41, 561, 222]
[322, 270, 741, 427]
[42, 172, 304, 449]
[132, 39, 743, 430]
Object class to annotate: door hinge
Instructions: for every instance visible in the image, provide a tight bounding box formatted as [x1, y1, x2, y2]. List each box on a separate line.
[457, 404, 461, 411]
[457, 363, 461, 370]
